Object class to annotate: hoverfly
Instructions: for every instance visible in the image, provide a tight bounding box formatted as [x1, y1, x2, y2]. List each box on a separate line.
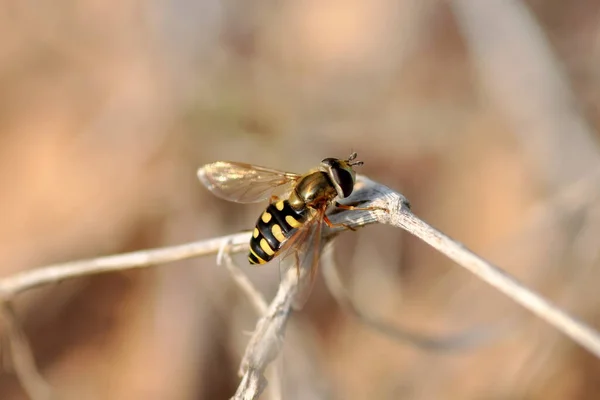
[198, 152, 375, 308]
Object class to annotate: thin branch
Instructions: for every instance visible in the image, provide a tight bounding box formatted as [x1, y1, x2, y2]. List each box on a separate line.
[1, 175, 600, 400]
[0, 301, 52, 400]
[231, 265, 297, 400]
[217, 242, 283, 400]
[0, 233, 251, 297]
[230, 177, 400, 400]
[320, 241, 511, 351]
[396, 211, 600, 358]
[217, 242, 268, 316]
[361, 178, 600, 359]
[230, 175, 600, 399]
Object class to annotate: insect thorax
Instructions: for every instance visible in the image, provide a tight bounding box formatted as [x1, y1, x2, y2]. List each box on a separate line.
[288, 171, 337, 210]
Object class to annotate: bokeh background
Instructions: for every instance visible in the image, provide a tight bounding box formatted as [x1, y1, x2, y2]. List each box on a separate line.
[1, 0, 600, 399]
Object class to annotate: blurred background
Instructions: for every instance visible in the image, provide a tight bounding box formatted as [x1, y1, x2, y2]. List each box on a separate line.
[1, 0, 600, 399]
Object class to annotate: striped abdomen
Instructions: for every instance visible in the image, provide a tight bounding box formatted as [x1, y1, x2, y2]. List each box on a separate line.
[248, 200, 308, 265]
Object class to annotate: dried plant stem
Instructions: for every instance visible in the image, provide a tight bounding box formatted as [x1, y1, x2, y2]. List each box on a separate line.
[217, 243, 282, 400]
[217, 242, 268, 316]
[0, 233, 251, 297]
[232, 176, 600, 399]
[231, 266, 297, 400]
[0, 301, 53, 400]
[382, 201, 600, 359]
[320, 242, 509, 351]
[0, 232, 251, 400]
[0, 175, 599, 400]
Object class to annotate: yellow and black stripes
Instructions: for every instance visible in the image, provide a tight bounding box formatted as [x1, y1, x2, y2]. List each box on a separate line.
[248, 200, 308, 265]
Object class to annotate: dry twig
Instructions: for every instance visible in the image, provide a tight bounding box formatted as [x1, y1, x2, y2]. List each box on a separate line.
[0, 301, 53, 400]
[0, 233, 251, 297]
[320, 242, 508, 351]
[230, 176, 600, 399]
[217, 242, 268, 316]
[1, 175, 600, 400]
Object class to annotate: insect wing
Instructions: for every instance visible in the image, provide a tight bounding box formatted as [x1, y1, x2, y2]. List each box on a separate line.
[198, 161, 301, 203]
[278, 206, 327, 310]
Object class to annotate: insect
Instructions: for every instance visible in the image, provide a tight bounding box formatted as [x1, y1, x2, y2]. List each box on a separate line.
[198, 152, 378, 308]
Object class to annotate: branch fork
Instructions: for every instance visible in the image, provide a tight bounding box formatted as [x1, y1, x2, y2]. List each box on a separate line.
[0, 175, 599, 400]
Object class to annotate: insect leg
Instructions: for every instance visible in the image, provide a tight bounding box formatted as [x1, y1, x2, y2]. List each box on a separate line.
[269, 195, 281, 204]
[334, 201, 389, 213]
[323, 215, 356, 231]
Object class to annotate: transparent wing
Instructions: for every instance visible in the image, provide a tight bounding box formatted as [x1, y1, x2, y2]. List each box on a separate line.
[198, 161, 301, 204]
[278, 206, 327, 310]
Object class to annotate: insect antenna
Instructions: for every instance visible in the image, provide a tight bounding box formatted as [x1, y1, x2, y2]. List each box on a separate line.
[347, 152, 363, 167]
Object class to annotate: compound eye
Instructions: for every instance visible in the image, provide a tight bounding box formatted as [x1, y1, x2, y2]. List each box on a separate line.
[331, 167, 354, 198]
[321, 158, 335, 166]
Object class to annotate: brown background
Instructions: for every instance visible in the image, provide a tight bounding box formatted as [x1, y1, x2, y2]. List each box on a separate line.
[0, 0, 600, 399]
